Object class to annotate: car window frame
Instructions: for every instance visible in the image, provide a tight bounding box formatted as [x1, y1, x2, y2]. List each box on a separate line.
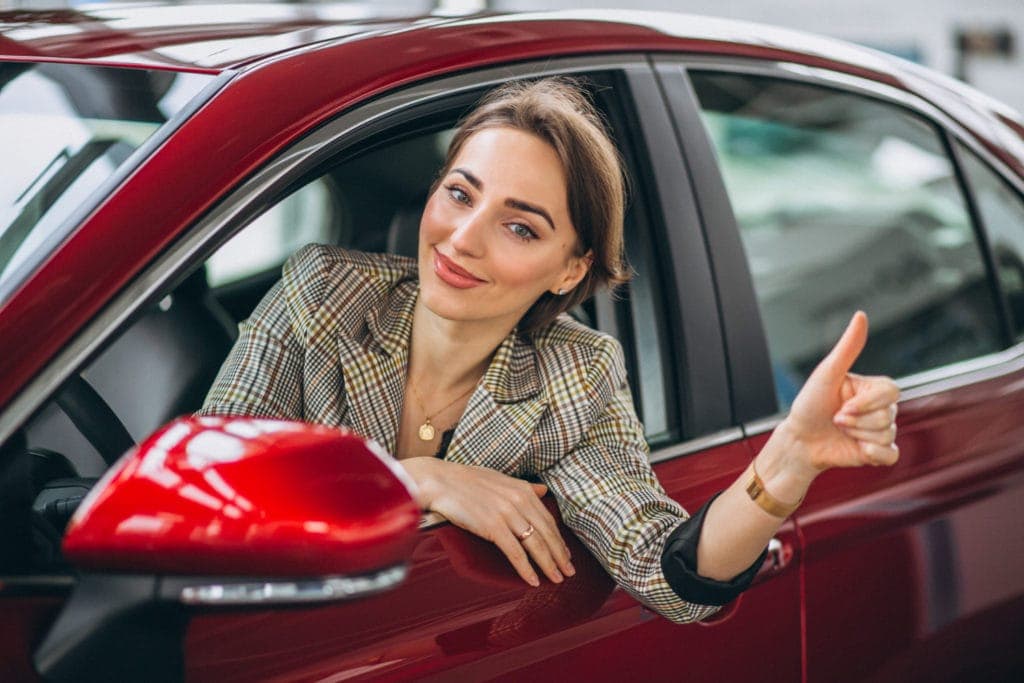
[653, 54, 1024, 432]
[0, 54, 730, 473]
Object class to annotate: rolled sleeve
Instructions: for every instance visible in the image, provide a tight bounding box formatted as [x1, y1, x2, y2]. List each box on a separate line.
[661, 492, 767, 606]
[538, 337, 720, 624]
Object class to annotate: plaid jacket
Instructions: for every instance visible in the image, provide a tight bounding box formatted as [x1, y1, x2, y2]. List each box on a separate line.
[201, 244, 718, 623]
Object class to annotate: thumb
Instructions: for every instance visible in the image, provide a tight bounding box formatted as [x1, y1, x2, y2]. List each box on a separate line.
[531, 483, 548, 498]
[815, 311, 868, 382]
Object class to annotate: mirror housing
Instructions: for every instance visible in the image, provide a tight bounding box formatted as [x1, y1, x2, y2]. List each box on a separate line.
[37, 417, 420, 682]
[63, 415, 420, 577]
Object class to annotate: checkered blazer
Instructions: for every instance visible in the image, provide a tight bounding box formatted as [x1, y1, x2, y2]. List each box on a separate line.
[201, 244, 718, 623]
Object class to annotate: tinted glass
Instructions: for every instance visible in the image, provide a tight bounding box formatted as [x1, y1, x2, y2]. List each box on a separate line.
[0, 63, 213, 299]
[956, 142, 1024, 342]
[691, 73, 1003, 407]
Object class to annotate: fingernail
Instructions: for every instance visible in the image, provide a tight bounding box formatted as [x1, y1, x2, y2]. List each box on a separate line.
[528, 575, 540, 587]
[564, 562, 576, 576]
[552, 570, 564, 583]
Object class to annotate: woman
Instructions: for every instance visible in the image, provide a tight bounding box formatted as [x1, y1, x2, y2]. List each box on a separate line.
[201, 78, 900, 623]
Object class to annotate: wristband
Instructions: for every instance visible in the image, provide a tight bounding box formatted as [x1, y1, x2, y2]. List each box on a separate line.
[746, 461, 804, 518]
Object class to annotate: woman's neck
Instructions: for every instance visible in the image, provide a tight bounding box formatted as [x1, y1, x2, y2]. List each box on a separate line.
[407, 298, 514, 394]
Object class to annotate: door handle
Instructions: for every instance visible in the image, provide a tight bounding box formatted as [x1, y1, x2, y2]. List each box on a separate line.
[762, 536, 793, 574]
[699, 536, 796, 626]
[753, 537, 794, 585]
[768, 537, 787, 569]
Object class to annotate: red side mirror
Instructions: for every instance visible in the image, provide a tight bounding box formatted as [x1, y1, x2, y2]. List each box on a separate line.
[62, 416, 420, 577]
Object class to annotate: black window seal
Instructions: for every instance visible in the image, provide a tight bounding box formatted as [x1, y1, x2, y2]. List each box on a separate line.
[650, 59, 778, 425]
[630, 60, 734, 438]
[947, 133, 1017, 348]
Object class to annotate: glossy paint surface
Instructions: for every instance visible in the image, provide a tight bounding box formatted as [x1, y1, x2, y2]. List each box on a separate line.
[1, 5, 1023, 682]
[62, 416, 420, 576]
[183, 439, 802, 682]
[749, 357, 1024, 681]
[1, 5, 1023, 412]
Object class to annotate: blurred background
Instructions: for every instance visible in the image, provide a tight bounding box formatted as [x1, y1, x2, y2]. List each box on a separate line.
[2, 0, 1021, 111]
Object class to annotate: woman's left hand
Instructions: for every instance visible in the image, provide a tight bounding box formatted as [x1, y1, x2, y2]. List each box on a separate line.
[781, 311, 901, 478]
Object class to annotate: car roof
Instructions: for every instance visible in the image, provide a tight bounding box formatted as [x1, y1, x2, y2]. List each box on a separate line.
[0, 2, 935, 76]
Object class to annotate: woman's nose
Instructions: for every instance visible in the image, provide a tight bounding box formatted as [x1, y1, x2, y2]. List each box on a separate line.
[449, 209, 486, 257]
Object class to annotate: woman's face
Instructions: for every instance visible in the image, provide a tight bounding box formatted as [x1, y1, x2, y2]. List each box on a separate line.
[418, 126, 589, 330]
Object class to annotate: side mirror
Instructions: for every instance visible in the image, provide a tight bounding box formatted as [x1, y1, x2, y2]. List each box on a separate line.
[36, 416, 419, 682]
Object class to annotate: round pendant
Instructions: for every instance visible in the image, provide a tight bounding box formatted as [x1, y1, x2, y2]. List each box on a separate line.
[418, 422, 436, 441]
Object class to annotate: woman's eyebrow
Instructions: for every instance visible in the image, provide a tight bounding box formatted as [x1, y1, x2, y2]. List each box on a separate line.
[452, 167, 483, 190]
[451, 167, 556, 231]
[506, 199, 555, 232]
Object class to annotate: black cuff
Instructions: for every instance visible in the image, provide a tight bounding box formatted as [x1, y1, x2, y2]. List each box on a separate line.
[660, 492, 767, 606]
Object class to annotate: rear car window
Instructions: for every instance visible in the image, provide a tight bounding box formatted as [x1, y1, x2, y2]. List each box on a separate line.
[691, 72, 1004, 407]
[956, 142, 1024, 342]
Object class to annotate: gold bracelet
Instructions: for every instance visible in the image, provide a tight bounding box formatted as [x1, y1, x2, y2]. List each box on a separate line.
[746, 461, 804, 518]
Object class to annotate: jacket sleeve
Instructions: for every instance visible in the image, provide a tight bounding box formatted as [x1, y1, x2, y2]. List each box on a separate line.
[537, 336, 740, 624]
[198, 276, 305, 419]
[198, 245, 334, 419]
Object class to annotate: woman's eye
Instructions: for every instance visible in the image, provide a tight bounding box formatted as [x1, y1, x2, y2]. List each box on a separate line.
[508, 222, 537, 241]
[447, 185, 470, 204]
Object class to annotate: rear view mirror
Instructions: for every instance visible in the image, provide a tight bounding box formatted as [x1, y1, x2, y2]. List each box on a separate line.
[36, 416, 420, 682]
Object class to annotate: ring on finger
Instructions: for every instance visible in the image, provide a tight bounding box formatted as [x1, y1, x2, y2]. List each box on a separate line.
[516, 524, 536, 542]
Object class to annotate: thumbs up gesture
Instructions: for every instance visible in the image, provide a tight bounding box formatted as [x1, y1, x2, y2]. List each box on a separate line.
[785, 311, 901, 473]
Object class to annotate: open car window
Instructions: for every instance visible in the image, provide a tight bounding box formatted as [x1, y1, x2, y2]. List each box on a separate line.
[19, 72, 682, 489]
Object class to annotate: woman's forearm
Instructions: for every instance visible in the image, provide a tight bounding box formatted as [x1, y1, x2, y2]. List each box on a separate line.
[694, 418, 818, 581]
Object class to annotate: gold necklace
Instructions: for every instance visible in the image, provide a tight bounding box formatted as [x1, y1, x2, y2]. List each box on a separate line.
[409, 382, 477, 441]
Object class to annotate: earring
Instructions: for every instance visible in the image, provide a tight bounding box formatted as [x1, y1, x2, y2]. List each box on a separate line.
[556, 288, 567, 296]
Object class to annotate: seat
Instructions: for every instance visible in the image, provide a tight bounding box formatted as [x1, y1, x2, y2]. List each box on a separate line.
[385, 204, 423, 258]
[24, 267, 236, 476]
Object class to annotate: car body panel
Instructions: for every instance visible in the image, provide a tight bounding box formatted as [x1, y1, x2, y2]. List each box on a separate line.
[742, 355, 1024, 681]
[2, 6, 1022, 413]
[182, 439, 801, 682]
[2, 4, 1024, 681]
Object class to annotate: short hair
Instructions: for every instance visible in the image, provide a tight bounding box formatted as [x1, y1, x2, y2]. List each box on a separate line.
[436, 77, 630, 334]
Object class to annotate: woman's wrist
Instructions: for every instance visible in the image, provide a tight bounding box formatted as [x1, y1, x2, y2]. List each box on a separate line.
[754, 418, 820, 506]
[399, 456, 444, 509]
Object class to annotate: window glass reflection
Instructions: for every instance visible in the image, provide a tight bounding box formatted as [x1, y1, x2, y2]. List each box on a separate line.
[956, 143, 1024, 342]
[0, 63, 213, 297]
[691, 73, 1003, 407]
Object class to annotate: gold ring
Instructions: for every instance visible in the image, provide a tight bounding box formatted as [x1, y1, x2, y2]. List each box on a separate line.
[516, 524, 536, 541]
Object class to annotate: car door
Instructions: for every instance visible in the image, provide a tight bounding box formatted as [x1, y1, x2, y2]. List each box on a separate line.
[1, 56, 801, 682]
[164, 58, 801, 681]
[656, 55, 1024, 681]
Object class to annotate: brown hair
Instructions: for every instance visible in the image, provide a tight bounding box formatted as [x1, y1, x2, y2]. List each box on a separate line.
[436, 77, 631, 334]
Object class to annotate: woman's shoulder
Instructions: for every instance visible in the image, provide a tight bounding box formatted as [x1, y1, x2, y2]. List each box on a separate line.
[530, 314, 627, 392]
[283, 244, 417, 290]
[279, 245, 417, 335]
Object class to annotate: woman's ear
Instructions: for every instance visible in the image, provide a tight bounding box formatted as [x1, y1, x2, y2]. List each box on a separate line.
[551, 250, 593, 295]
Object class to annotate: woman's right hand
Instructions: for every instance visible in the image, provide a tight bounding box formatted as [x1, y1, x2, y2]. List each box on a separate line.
[400, 457, 575, 587]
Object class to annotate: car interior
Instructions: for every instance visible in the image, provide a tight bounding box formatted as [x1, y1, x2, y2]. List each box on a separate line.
[0, 73, 680, 576]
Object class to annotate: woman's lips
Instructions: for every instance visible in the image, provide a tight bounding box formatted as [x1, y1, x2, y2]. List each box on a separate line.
[434, 250, 486, 289]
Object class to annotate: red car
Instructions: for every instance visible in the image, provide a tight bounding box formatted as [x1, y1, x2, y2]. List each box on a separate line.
[2, 3, 1023, 681]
